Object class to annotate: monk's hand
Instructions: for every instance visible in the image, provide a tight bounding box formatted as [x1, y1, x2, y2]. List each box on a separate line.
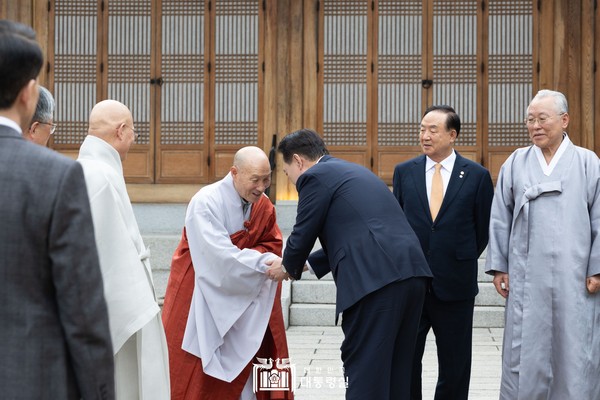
[492, 272, 509, 299]
[266, 257, 289, 281]
[586, 274, 600, 294]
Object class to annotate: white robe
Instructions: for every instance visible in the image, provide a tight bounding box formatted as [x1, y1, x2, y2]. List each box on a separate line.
[486, 136, 600, 400]
[182, 173, 279, 382]
[78, 135, 170, 399]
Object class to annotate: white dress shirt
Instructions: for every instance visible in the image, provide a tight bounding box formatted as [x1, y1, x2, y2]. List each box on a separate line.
[425, 150, 456, 204]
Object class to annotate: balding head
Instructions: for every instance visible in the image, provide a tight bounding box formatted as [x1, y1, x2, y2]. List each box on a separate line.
[233, 146, 270, 170]
[88, 99, 136, 161]
[231, 146, 272, 203]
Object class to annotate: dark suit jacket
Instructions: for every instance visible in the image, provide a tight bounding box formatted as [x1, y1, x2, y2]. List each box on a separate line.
[0, 125, 115, 399]
[282, 155, 432, 316]
[392, 152, 494, 301]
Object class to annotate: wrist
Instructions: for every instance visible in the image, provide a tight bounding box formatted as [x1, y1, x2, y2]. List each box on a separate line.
[281, 263, 291, 278]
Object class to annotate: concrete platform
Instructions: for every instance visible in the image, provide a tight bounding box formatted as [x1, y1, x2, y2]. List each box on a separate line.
[286, 326, 503, 399]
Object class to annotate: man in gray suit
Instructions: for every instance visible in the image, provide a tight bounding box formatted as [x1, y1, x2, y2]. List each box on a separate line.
[0, 20, 115, 399]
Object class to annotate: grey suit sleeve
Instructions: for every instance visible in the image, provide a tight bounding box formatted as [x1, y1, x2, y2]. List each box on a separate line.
[49, 162, 115, 400]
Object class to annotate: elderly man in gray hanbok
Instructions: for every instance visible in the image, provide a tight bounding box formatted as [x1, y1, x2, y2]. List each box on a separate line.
[486, 89, 600, 400]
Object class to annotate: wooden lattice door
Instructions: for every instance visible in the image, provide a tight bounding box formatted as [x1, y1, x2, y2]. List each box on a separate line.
[427, 0, 480, 163]
[106, 0, 153, 182]
[318, 0, 371, 167]
[51, 0, 263, 184]
[155, 0, 208, 183]
[484, 0, 533, 180]
[50, 1, 100, 159]
[209, 0, 263, 179]
[374, 0, 424, 181]
[319, 0, 534, 183]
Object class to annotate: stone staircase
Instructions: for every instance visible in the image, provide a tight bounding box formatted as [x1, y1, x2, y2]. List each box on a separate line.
[133, 202, 505, 329]
[288, 256, 505, 327]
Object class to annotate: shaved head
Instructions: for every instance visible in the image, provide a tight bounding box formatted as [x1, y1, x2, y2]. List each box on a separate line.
[231, 146, 272, 203]
[233, 146, 270, 171]
[87, 100, 135, 161]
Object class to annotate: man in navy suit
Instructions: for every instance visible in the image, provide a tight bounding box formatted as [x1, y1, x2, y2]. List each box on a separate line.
[267, 128, 432, 399]
[392, 105, 494, 400]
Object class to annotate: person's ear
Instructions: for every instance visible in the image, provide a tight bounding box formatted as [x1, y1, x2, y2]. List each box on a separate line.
[230, 165, 238, 177]
[16, 79, 38, 114]
[21, 79, 38, 106]
[22, 121, 37, 141]
[449, 129, 457, 143]
[116, 123, 126, 140]
[561, 113, 569, 129]
[29, 121, 40, 134]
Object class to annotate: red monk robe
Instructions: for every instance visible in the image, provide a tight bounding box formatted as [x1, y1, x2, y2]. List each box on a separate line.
[162, 195, 293, 400]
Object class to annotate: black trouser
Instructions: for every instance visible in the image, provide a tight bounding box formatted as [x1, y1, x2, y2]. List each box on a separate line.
[341, 277, 428, 400]
[410, 291, 475, 400]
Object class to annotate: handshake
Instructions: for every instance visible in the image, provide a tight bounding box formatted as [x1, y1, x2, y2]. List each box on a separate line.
[265, 257, 290, 282]
[265, 257, 309, 282]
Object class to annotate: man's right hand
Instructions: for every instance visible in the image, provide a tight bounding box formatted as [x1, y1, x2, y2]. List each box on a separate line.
[492, 272, 509, 299]
[265, 257, 290, 282]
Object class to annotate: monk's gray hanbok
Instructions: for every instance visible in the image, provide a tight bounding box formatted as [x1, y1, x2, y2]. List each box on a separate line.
[486, 137, 600, 400]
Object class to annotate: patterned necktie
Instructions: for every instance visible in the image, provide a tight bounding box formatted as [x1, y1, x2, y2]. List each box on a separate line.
[430, 163, 443, 221]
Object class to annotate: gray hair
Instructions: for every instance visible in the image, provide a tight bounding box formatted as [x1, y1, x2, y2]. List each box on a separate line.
[31, 85, 55, 124]
[528, 89, 568, 114]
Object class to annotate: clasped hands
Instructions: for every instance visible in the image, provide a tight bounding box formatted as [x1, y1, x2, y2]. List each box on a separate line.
[265, 257, 309, 282]
[265, 257, 290, 282]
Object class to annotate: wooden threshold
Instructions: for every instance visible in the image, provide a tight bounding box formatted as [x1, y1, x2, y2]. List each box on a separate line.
[127, 183, 203, 203]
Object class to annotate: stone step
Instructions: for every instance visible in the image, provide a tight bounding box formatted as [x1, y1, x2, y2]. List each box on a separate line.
[299, 259, 492, 282]
[135, 203, 504, 328]
[289, 303, 505, 328]
[292, 280, 505, 307]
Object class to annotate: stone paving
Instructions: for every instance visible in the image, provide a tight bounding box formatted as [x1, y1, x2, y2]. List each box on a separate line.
[285, 326, 503, 400]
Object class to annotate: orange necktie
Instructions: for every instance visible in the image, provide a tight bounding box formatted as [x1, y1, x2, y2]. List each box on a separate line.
[430, 163, 443, 220]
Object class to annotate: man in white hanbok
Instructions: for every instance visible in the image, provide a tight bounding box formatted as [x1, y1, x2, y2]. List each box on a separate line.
[486, 90, 600, 399]
[77, 100, 170, 399]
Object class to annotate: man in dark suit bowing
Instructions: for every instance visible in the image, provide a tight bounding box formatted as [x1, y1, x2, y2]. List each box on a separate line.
[267, 128, 432, 400]
[393, 105, 494, 400]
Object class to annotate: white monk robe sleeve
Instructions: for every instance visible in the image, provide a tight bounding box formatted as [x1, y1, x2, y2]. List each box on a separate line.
[182, 188, 279, 382]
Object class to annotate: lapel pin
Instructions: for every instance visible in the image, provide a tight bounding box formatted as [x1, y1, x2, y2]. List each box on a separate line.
[459, 170, 465, 178]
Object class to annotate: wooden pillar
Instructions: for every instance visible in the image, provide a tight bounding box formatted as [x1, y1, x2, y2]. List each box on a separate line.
[580, 0, 596, 150]
[590, 2, 600, 154]
[538, 0, 596, 150]
[264, 0, 306, 201]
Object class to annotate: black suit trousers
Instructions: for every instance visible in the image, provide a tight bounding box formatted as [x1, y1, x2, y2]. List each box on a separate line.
[410, 290, 475, 400]
[340, 277, 428, 400]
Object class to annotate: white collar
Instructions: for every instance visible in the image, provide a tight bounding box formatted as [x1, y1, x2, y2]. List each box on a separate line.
[0, 116, 23, 135]
[532, 133, 570, 176]
[425, 150, 456, 172]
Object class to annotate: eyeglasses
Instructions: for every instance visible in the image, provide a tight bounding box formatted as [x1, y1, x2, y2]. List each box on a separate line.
[39, 122, 57, 134]
[123, 124, 139, 140]
[524, 113, 565, 126]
